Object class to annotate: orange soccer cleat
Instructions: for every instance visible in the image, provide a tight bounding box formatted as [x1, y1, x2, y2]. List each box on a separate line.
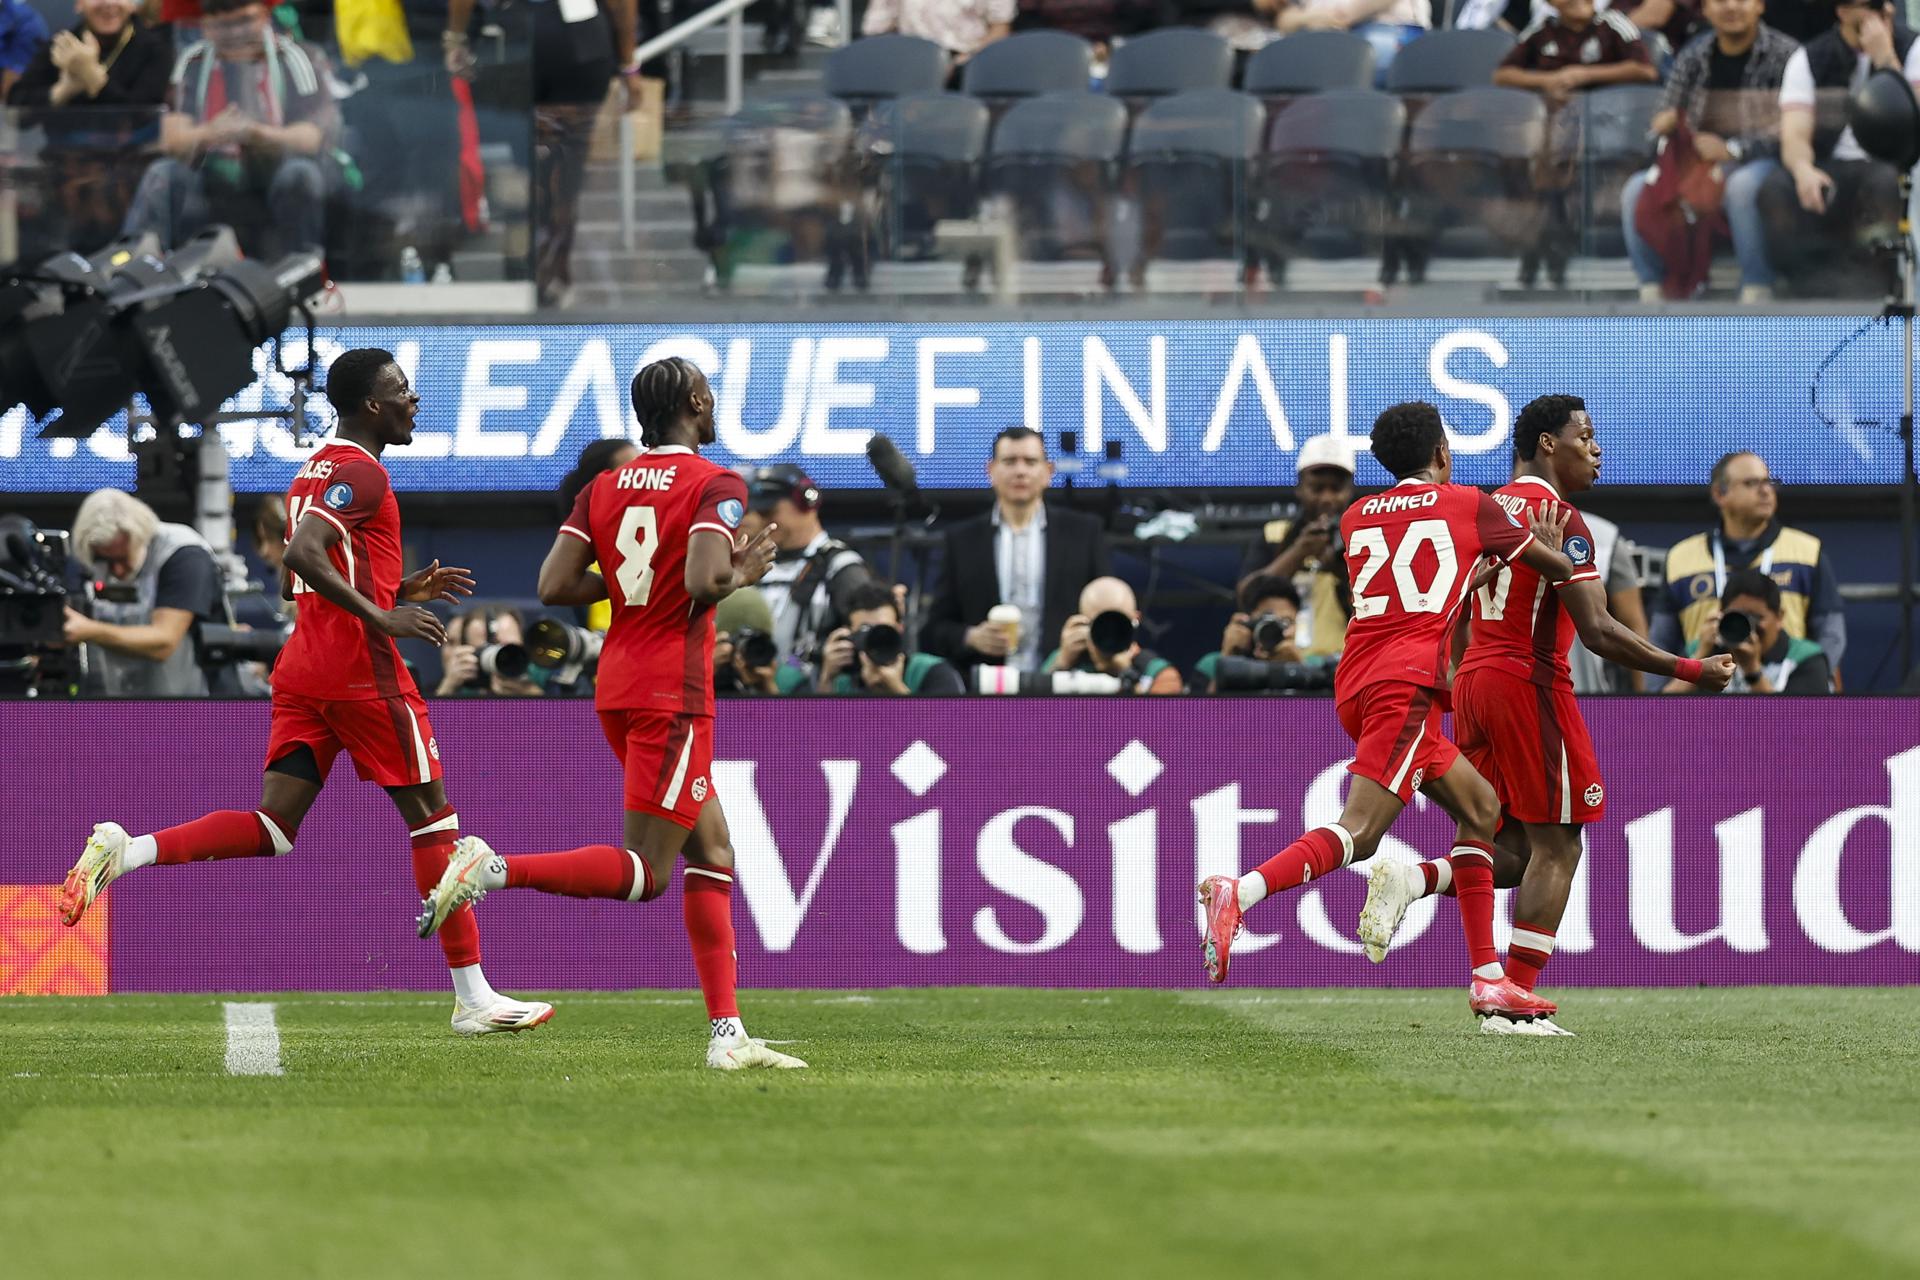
[1196, 875, 1244, 984]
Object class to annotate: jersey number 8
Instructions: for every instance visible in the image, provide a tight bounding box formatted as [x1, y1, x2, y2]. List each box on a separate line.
[613, 507, 660, 607]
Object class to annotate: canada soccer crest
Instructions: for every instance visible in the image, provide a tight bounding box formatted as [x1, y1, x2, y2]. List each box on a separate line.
[1584, 783, 1603, 806]
[691, 776, 709, 802]
[1409, 769, 1425, 791]
[428, 737, 441, 761]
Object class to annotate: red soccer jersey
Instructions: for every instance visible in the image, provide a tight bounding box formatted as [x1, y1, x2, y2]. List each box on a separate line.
[273, 439, 416, 701]
[1456, 476, 1605, 691]
[1334, 479, 1536, 701]
[562, 445, 748, 716]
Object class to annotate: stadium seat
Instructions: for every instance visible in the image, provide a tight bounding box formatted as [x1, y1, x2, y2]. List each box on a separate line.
[1248, 89, 1406, 281]
[1105, 28, 1235, 101]
[1388, 86, 1546, 281]
[863, 93, 992, 261]
[1383, 29, 1515, 95]
[689, 95, 862, 291]
[1577, 84, 1663, 257]
[962, 30, 1095, 102]
[1123, 90, 1264, 280]
[823, 35, 951, 115]
[1242, 31, 1376, 101]
[983, 92, 1129, 275]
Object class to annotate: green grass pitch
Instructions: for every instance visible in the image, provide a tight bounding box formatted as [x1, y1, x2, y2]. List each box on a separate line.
[4, 988, 1917, 1279]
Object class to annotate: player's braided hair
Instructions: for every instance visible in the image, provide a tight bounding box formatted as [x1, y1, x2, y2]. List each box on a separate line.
[325, 348, 398, 417]
[631, 357, 703, 446]
[1369, 401, 1446, 480]
[1514, 394, 1586, 461]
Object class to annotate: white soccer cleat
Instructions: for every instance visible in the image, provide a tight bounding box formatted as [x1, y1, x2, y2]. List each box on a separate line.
[418, 836, 499, 938]
[452, 995, 555, 1037]
[1480, 1014, 1576, 1037]
[707, 1031, 808, 1071]
[60, 821, 129, 927]
[1357, 859, 1423, 963]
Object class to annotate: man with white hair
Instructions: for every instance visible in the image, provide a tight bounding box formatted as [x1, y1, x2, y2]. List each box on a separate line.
[62, 488, 221, 697]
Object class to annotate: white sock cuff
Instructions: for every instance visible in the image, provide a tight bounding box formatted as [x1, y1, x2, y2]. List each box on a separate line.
[1427, 858, 1452, 895]
[409, 813, 460, 839]
[625, 850, 650, 902]
[1512, 926, 1557, 956]
[254, 811, 294, 856]
[1237, 870, 1268, 912]
[1324, 824, 1357, 868]
[1473, 962, 1505, 981]
[1450, 843, 1494, 866]
[684, 866, 733, 884]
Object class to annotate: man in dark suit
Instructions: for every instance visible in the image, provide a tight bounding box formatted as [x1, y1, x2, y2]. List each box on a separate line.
[921, 426, 1111, 673]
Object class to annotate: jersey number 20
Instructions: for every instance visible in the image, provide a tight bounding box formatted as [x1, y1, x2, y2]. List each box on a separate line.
[1348, 519, 1459, 619]
[614, 507, 659, 607]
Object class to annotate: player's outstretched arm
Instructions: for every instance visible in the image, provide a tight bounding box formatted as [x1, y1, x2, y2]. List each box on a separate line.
[688, 524, 778, 605]
[283, 513, 447, 645]
[537, 533, 606, 607]
[1559, 579, 1734, 690]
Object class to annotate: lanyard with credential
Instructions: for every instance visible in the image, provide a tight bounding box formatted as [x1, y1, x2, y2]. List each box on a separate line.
[1711, 530, 1773, 597]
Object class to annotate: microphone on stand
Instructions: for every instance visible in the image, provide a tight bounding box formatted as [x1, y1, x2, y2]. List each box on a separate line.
[866, 433, 920, 498]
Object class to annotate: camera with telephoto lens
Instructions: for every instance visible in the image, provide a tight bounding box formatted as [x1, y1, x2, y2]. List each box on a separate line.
[197, 623, 285, 667]
[851, 622, 903, 668]
[1088, 610, 1136, 658]
[1213, 655, 1335, 694]
[974, 666, 1124, 695]
[527, 617, 603, 670]
[1249, 612, 1294, 652]
[733, 628, 778, 671]
[1715, 610, 1757, 652]
[469, 642, 529, 688]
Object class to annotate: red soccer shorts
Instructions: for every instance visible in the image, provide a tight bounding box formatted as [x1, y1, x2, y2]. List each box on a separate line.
[1338, 680, 1461, 804]
[598, 709, 714, 830]
[266, 689, 442, 788]
[1454, 667, 1606, 826]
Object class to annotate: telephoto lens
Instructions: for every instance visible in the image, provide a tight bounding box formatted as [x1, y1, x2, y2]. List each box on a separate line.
[735, 628, 778, 670]
[1088, 610, 1136, 656]
[528, 617, 603, 669]
[471, 643, 530, 687]
[1250, 612, 1293, 652]
[851, 622, 903, 667]
[1716, 610, 1754, 651]
[1213, 655, 1334, 694]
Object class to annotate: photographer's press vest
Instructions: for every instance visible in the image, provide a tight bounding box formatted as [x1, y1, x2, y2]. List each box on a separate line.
[1665, 522, 1822, 651]
[88, 522, 212, 698]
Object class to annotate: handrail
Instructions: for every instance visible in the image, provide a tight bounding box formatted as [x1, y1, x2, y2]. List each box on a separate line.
[631, 0, 755, 114]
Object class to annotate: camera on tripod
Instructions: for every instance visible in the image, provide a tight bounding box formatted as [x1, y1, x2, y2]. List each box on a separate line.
[0, 519, 77, 694]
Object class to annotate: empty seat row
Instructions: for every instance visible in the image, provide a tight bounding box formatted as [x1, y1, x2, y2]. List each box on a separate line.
[826, 28, 1520, 107]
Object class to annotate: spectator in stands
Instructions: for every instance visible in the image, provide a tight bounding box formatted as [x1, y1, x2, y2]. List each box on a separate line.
[1565, 506, 1654, 692]
[1763, 0, 1836, 43]
[1236, 435, 1353, 664]
[8, 1, 169, 108]
[742, 464, 873, 667]
[1663, 566, 1834, 692]
[1042, 576, 1184, 694]
[120, 0, 338, 258]
[1015, 0, 1157, 71]
[0, 0, 47, 99]
[1653, 449, 1846, 682]
[1623, 0, 1704, 62]
[816, 580, 967, 695]
[1759, 0, 1918, 297]
[861, 0, 1014, 69]
[435, 605, 546, 698]
[447, 0, 635, 308]
[922, 426, 1112, 675]
[1620, 0, 1797, 303]
[61, 488, 220, 697]
[1495, 0, 1658, 289]
[1266, 0, 1431, 83]
[1194, 574, 1337, 693]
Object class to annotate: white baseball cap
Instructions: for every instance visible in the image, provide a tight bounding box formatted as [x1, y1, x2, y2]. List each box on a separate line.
[1295, 436, 1356, 478]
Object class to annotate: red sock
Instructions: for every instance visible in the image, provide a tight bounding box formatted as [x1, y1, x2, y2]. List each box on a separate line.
[505, 845, 649, 900]
[1419, 857, 1456, 897]
[153, 809, 292, 864]
[1451, 840, 1500, 974]
[1509, 920, 1556, 991]
[682, 866, 740, 1020]
[1251, 826, 1350, 896]
[410, 807, 480, 969]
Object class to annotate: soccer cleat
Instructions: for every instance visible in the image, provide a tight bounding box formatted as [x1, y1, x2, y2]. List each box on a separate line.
[451, 995, 555, 1037]
[707, 1032, 807, 1071]
[1469, 976, 1559, 1022]
[1481, 1014, 1577, 1037]
[417, 836, 498, 938]
[60, 821, 130, 927]
[1356, 859, 1423, 963]
[1196, 875, 1243, 984]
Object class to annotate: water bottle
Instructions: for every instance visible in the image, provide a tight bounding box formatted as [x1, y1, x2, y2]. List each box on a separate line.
[399, 246, 425, 284]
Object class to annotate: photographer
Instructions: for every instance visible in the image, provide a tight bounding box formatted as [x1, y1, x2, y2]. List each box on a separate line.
[816, 581, 965, 696]
[1042, 576, 1184, 695]
[434, 605, 545, 698]
[713, 589, 808, 696]
[62, 488, 220, 697]
[1664, 567, 1833, 695]
[744, 465, 873, 665]
[1195, 575, 1336, 695]
[1235, 436, 1354, 663]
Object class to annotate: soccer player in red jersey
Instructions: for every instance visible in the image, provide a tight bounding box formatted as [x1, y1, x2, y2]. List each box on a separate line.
[1197, 402, 1579, 1022]
[1356, 395, 1733, 1034]
[59, 349, 554, 1036]
[416, 356, 806, 1071]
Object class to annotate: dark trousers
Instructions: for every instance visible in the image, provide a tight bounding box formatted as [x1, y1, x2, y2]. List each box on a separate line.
[121, 153, 327, 256]
[533, 0, 615, 303]
[1757, 157, 1902, 298]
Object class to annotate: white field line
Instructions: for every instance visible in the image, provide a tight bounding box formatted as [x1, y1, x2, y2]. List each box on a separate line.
[223, 1002, 284, 1077]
